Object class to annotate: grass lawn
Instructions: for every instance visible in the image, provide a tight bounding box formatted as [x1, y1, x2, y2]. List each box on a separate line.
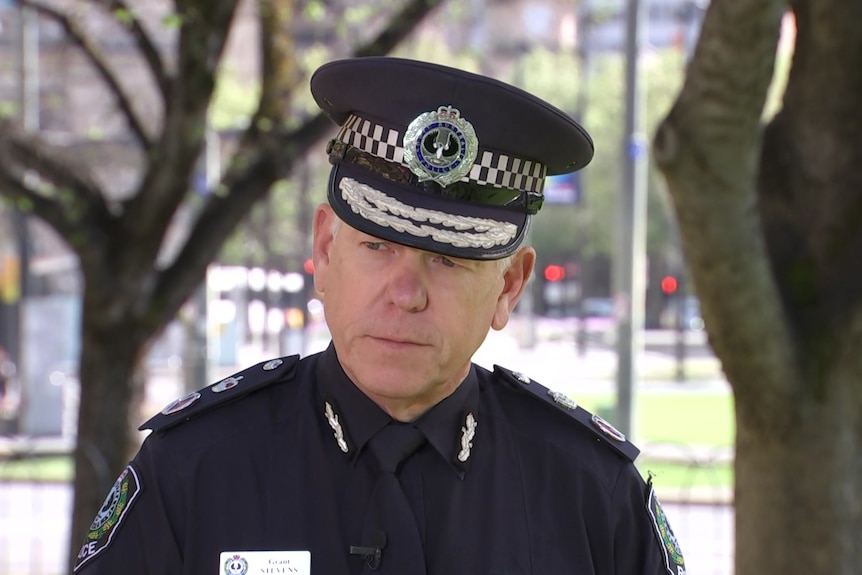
[637, 459, 733, 498]
[572, 391, 734, 447]
[573, 390, 735, 496]
[0, 455, 74, 482]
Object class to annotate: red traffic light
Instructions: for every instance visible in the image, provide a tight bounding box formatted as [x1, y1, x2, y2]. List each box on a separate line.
[661, 275, 678, 295]
[544, 264, 566, 282]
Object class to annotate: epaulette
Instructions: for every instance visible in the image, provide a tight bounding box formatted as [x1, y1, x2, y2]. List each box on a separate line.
[139, 355, 300, 433]
[493, 364, 640, 462]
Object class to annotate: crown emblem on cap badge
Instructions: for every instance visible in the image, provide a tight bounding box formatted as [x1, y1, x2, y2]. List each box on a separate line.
[403, 105, 479, 187]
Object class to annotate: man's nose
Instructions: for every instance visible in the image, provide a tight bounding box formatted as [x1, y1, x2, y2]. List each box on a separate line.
[385, 254, 429, 312]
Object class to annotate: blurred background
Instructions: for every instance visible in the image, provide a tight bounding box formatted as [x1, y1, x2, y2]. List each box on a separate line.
[0, 0, 759, 572]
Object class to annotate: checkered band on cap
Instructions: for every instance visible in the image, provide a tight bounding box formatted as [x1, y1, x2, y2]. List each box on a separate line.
[336, 114, 547, 194]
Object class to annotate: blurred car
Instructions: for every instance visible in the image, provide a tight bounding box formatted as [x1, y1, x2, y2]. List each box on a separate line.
[581, 297, 614, 318]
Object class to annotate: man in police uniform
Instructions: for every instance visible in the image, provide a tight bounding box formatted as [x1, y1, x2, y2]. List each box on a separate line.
[73, 57, 686, 575]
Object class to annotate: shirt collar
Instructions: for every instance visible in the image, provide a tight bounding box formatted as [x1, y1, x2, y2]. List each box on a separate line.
[316, 343, 480, 478]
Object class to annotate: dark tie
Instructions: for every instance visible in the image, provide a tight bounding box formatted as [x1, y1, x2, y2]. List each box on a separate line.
[353, 423, 427, 574]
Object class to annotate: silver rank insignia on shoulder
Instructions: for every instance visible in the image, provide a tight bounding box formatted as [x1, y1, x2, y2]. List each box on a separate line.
[457, 412, 477, 462]
[262, 359, 283, 370]
[324, 401, 349, 453]
[591, 413, 626, 442]
[548, 390, 578, 410]
[212, 375, 243, 393]
[161, 392, 201, 415]
[403, 105, 479, 186]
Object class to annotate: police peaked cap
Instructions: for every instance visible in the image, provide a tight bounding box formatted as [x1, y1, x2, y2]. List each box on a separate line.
[310, 57, 594, 260]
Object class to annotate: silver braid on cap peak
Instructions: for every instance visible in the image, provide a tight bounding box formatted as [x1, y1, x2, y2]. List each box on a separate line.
[340, 178, 518, 248]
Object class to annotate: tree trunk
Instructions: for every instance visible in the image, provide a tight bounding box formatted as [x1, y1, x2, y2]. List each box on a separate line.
[67, 310, 148, 571]
[735, 366, 862, 572]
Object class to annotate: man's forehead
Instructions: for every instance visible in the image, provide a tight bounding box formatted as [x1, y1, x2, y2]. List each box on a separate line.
[340, 223, 491, 266]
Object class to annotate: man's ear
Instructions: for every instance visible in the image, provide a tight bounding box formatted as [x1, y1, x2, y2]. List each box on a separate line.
[311, 204, 337, 294]
[491, 246, 536, 331]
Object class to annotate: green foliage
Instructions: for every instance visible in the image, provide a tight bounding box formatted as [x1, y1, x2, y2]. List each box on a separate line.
[218, 157, 330, 268]
[514, 48, 687, 266]
[113, 8, 134, 26]
[303, 0, 328, 23]
[0, 101, 17, 119]
[519, 48, 583, 113]
[162, 13, 184, 30]
[392, 38, 482, 73]
[210, 69, 260, 130]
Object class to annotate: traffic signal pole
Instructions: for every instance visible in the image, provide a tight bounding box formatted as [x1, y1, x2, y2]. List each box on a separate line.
[614, 0, 647, 440]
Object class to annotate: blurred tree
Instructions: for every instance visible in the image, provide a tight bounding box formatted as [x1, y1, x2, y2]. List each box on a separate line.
[654, 1, 862, 572]
[0, 0, 443, 569]
[520, 49, 685, 272]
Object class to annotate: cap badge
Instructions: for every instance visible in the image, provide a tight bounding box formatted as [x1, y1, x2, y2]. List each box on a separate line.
[403, 105, 478, 187]
[457, 412, 477, 462]
[324, 401, 349, 453]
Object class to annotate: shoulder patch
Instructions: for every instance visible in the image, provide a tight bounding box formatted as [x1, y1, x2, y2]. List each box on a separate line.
[140, 355, 300, 433]
[647, 481, 686, 574]
[493, 364, 640, 462]
[73, 465, 142, 571]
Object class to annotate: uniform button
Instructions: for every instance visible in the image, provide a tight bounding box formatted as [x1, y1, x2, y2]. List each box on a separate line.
[212, 376, 243, 393]
[262, 359, 283, 371]
[591, 413, 626, 442]
[161, 392, 201, 415]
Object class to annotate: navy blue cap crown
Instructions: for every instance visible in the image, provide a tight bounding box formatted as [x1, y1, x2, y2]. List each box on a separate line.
[310, 57, 593, 260]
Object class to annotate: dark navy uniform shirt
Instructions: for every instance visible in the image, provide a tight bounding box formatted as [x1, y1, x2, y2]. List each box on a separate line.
[74, 344, 685, 575]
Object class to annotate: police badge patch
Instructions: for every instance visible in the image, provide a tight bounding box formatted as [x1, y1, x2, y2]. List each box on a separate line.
[224, 554, 249, 575]
[647, 484, 686, 575]
[74, 465, 142, 571]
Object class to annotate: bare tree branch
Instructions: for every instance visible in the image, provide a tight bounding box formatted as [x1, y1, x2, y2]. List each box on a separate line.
[0, 128, 103, 202]
[152, 0, 446, 326]
[0, 168, 63, 226]
[119, 1, 240, 269]
[0, 130, 118, 275]
[0, 156, 109, 257]
[354, 0, 445, 56]
[96, 0, 171, 99]
[153, 112, 332, 327]
[258, 0, 300, 118]
[24, 0, 154, 149]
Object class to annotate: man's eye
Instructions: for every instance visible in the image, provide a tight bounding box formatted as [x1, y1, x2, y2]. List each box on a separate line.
[438, 256, 457, 268]
[363, 242, 384, 251]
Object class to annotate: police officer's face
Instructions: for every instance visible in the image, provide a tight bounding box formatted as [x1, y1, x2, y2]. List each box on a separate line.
[312, 204, 534, 421]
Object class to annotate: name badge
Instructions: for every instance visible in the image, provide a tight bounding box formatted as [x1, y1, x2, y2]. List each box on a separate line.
[219, 551, 311, 575]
